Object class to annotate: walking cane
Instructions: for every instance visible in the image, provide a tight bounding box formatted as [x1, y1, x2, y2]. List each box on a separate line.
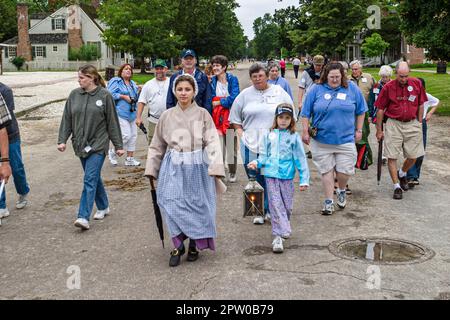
[377, 122, 383, 186]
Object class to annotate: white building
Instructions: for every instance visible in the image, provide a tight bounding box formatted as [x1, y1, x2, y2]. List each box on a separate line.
[1, 4, 133, 71]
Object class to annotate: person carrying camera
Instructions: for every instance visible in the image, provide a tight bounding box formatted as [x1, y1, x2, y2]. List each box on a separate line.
[107, 63, 141, 166]
[300, 62, 367, 215]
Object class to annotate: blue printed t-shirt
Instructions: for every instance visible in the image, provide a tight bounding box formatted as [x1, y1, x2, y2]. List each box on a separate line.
[300, 82, 367, 145]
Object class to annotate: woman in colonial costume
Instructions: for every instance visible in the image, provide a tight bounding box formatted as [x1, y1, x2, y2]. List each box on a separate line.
[145, 74, 224, 267]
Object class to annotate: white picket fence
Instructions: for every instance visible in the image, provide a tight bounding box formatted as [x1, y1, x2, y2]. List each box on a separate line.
[2, 59, 105, 71]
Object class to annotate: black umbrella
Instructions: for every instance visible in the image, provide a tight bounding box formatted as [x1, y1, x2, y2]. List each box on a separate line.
[138, 123, 148, 142]
[149, 178, 164, 248]
[377, 123, 384, 185]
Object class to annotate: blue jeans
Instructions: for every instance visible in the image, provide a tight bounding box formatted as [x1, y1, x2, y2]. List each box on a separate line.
[78, 153, 108, 221]
[0, 140, 30, 209]
[240, 141, 269, 214]
[407, 120, 427, 180]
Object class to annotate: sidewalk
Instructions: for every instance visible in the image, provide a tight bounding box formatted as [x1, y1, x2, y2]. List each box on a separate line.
[0, 71, 78, 115]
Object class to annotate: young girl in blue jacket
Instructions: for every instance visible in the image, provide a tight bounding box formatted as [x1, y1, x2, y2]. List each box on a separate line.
[248, 104, 310, 253]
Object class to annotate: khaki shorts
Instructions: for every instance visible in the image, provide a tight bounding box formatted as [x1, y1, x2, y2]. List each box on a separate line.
[147, 122, 157, 144]
[310, 140, 357, 175]
[384, 118, 425, 159]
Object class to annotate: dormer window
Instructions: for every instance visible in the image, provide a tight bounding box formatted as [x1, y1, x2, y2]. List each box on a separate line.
[52, 18, 66, 30]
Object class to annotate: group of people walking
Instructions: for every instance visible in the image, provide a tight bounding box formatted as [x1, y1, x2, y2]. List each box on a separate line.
[26, 48, 436, 268]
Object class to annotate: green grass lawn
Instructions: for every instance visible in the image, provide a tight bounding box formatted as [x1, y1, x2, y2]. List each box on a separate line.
[364, 68, 450, 116]
[132, 73, 154, 85]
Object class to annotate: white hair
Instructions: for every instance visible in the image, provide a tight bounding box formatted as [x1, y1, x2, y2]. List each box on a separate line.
[339, 61, 349, 70]
[378, 65, 393, 77]
[349, 60, 362, 69]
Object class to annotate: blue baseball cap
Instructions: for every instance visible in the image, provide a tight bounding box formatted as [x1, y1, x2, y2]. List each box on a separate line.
[181, 49, 196, 59]
[275, 104, 294, 117]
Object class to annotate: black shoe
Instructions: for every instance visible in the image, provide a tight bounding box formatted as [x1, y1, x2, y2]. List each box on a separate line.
[169, 246, 185, 267]
[398, 172, 409, 191]
[393, 187, 403, 200]
[187, 247, 199, 262]
[345, 185, 352, 195]
[407, 180, 416, 189]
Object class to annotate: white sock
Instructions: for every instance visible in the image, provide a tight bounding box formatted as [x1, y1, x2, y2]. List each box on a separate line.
[336, 188, 345, 194]
[399, 169, 406, 178]
[394, 183, 401, 190]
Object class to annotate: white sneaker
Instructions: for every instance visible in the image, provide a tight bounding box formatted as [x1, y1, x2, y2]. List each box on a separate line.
[228, 173, 237, 183]
[93, 207, 110, 220]
[253, 216, 265, 225]
[16, 194, 28, 209]
[108, 149, 118, 165]
[281, 233, 290, 239]
[125, 157, 140, 166]
[74, 218, 90, 230]
[264, 213, 271, 222]
[336, 190, 347, 209]
[0, 208, 10, 219]
[272, 236, 284, 253]
[321, 200, 335, 216]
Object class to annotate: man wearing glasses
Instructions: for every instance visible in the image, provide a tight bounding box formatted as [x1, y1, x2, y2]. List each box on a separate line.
[375, 61, 427, 200]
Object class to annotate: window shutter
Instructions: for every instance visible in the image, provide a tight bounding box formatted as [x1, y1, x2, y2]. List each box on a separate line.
[32, 46, 36, 59]
[52, 19, 55, 30]
[62, 19, 66, 30]
[43, 46, 47, 58]
[5, 48, 8, 58]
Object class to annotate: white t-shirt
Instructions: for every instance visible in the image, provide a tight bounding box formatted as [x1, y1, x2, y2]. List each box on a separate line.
[424, 93, 439, 119]
[138, 78, 170, 124]
[293, 58, 301, 66]
[229, 84, 294, 153]
[216, 81, 229, 97]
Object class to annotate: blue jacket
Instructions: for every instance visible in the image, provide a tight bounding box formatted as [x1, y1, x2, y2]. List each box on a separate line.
[166, 69, 212, 114]
[107, 77, 139, 122]
[256, 129, 310, 185]
[210, 73, 240, 108]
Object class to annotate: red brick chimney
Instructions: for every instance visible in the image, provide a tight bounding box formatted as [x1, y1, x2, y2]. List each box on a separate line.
[16, 3, 32, 61]
[68, 5, 83, 50]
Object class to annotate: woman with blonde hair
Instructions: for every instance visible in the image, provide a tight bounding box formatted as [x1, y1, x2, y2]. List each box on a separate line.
[58, 65, 124, 230]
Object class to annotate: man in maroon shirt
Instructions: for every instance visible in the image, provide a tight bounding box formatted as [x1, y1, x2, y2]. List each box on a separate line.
[375, 61, 427, 200]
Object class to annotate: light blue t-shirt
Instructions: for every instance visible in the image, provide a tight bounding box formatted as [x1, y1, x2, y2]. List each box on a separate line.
[300, 82, 367, 145]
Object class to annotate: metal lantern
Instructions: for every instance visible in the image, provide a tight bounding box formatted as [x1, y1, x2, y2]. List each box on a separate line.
[243, 176, 264, 217]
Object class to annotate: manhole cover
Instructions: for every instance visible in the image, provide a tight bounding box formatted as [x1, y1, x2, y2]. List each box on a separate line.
[328, 238, 435, 265]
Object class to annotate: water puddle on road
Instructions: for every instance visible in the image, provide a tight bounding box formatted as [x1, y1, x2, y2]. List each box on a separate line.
[329, 238, 435, 265]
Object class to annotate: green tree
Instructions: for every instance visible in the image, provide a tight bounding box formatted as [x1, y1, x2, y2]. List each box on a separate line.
[252, 14, 280, 59]
[99, 0, 184, 73]
[399, 0, 450, 63]
[362, 32, 389, 63]
[289, 0, 370, 59]
[273, 5, 306, 56]
[172, 0, 246, 59]
[0, 0, 17, 42]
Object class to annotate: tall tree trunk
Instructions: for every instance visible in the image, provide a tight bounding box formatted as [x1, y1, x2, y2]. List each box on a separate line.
[140, 55, 146, 74]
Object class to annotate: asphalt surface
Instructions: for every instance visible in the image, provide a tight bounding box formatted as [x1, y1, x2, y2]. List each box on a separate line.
[1, 64, 450, 300]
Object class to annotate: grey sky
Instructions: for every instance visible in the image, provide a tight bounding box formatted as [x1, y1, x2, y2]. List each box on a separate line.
[236, 0, 299, 40]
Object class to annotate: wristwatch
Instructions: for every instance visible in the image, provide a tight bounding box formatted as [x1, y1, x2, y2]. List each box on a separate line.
[0, 158, 10, 162]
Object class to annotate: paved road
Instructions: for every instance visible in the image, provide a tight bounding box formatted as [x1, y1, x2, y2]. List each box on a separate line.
[1, 66, 450, 300]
